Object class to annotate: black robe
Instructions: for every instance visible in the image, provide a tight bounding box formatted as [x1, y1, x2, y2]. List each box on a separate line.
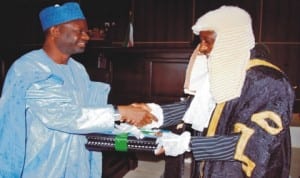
[202, 59, 295, 178]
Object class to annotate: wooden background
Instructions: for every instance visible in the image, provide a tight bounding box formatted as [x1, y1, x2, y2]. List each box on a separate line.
[0, 0, 299, 105]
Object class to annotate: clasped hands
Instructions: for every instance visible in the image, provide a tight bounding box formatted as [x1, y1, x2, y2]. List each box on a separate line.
[116, 103, 157, 128]
[117, 103, 191, 157]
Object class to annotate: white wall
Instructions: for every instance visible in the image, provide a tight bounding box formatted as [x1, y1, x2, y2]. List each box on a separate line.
[290, 126, 300, 148]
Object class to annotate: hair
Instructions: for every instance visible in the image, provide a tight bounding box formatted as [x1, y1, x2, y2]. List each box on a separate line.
[250, 43, 271, 61]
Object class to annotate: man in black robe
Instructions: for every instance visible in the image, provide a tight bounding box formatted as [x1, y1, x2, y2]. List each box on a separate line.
[148, 6, 295, 178]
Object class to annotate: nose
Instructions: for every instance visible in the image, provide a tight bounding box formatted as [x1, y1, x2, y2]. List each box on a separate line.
[199, 43, 209, 54]
[82, 31, 90, 41]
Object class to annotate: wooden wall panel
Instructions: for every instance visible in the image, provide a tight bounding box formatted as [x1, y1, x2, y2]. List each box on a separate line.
[85, 48, 192, 104]
[81, 0, 131, 42]
[74, 48, 112, 83]
[262, 0, 300, 42]
[1, 0, 300, 101]
[134, 0, 193, 43]
[261, 0, 300, 93]
[150, 60, 187, 103]
[267, 44, 300, 87]
[110, 61, 147, 103]
[150, 61, 186, 96]
[80, 0, 194, 46]
[106, 51, 148, 104]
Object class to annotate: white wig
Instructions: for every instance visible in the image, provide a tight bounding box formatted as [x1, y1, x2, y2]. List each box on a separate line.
[192, 6, 255, 103]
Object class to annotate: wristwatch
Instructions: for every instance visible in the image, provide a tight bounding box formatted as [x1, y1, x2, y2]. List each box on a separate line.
[113, 105, 121, 121]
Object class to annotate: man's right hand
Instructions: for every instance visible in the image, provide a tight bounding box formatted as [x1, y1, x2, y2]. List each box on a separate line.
[117, 104, 158, 128]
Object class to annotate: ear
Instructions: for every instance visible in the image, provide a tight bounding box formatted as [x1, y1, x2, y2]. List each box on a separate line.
[48, 26, 60, 38]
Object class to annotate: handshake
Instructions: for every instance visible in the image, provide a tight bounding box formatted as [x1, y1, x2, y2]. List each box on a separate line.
[115, 103, 191, 157]
[116, 103, 161, 128]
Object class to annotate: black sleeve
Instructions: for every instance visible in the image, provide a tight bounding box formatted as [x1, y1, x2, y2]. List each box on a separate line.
[190, 134, 240, 161]
[159, 96, 192, 128]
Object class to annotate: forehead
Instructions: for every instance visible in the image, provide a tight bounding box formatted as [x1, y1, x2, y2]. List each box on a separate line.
[59, 19, 88, 29]
[199, 30, 216, 39]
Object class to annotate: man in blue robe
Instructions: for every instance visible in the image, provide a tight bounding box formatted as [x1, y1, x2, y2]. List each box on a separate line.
[0, 2, 155, 178]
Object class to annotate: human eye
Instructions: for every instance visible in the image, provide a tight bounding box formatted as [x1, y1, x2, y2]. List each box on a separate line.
[80, 30, 89, 35]
[71, 28, 81, 35]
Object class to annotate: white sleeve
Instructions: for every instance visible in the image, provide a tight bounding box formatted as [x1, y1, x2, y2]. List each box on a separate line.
[25, 77, 114, 134]
[141, 103, 164, 129]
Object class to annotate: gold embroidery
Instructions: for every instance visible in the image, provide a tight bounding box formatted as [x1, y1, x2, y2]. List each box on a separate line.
[205, 58, 282, 176]
[251, 111, 283, 135]
[247, 59, 282, 72]
[206, 102, 225, 136]
[206, 58, 281, 137]
[234, 123, 255, 177]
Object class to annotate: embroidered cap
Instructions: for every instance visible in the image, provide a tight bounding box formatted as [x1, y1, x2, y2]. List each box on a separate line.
[39, 2, 85, 31]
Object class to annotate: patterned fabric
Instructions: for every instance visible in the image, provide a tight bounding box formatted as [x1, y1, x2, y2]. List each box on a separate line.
[0, 49, 114, 178]
[161, 58, 294, 178]
[161, 96, 238, 161]
[160, 97, 191, 128]
[191, 134, 240, 161]
[202, 59, 294, 178]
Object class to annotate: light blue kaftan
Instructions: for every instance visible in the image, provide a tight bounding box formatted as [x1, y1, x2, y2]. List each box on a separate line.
[0, 49, 114, 178]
